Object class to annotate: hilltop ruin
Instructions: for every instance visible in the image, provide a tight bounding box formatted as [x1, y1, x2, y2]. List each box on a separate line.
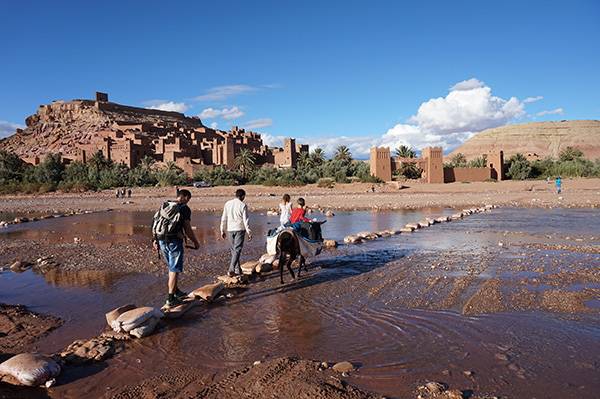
[0, 92, 307, 175]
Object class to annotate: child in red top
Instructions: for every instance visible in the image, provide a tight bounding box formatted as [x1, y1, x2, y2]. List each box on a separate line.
[290, 197, 311, 224]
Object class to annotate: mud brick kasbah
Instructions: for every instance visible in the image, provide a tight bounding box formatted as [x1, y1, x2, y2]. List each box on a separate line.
[8, 91, 506, 183]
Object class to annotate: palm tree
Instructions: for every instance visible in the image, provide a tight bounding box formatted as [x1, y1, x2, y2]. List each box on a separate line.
[394, 145, 416, 158]
[139, 155, 156, 172]
[165, 161, 181, 173]
[334, 145, 352, 162]
[469, 155, 487, 168]
[310, 148, 326, 166]
[451, 153, 467, 167]
[297, 151, 313, 168]
[400, 162, 422, 179]
[234, 148, 256, 179]
[88, 151, 108, 171]
[559, 146, 583, 162]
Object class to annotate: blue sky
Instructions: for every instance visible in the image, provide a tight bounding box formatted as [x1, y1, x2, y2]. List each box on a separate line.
[1, 0, 599, 159]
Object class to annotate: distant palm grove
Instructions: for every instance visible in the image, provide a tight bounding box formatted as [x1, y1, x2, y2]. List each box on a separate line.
[1, 145, 599, 194]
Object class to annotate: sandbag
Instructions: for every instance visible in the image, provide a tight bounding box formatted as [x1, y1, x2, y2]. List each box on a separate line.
[111, 307, 163, 333]
[344, 235, 362, 244]
[161, 298, 201, 319]
[259, 253, 277, 264]
[129, 316, 159, 339]
[189, 282, 224, 301]
[0, 353, 60, 387]
[105, 304, 137, 327]
[241, 261, 258, 274]
[256, 262, 273, 273]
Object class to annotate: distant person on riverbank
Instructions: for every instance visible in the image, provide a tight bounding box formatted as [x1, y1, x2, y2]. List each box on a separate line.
[290, 197, 311, 224]
[128, 189, 131, 198]
[279, 194, 292, 228]
[221, 189, 252, 276]
[556, 176, 562, 194]
[115, 189, 120, 198]
[152, 189, 200, 308]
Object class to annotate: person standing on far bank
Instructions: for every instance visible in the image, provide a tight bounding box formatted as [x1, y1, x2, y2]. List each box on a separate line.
[221, 189, 252, 276]
[556, 176, 562, 194]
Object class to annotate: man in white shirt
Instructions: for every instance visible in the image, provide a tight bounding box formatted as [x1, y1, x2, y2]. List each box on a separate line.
[221, 189, 252, 276]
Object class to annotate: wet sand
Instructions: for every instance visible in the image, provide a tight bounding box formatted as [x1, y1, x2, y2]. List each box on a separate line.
[1, 179, 600, 399]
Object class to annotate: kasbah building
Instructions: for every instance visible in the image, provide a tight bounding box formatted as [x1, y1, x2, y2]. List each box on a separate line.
[20, 92, 307, 176]
[369, 146, 506, 183]
[18, 92, 504, 183]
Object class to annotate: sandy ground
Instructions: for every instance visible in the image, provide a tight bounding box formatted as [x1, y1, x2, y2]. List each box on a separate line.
[1, 178, 599, 215]
[1, 178, 599, 399]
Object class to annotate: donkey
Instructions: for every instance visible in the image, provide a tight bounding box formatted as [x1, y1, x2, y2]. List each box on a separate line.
[276, 230, 306, 284]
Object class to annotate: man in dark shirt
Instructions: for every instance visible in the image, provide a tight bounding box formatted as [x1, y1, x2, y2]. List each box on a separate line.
[153, 189, 200, 308]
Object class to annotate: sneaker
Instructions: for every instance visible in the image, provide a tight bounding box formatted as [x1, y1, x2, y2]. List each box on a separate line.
[175, 288, 187, 299]
[165, 297, 183, 308]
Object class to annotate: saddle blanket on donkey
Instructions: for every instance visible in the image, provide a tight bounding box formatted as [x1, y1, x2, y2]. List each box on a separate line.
[266, 224, 323, 258]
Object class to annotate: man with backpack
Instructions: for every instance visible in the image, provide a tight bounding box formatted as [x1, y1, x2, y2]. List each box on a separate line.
[152, 189, 200, 308]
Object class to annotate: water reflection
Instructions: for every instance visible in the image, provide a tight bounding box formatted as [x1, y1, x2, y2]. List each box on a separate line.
[1, 207, 600, 398]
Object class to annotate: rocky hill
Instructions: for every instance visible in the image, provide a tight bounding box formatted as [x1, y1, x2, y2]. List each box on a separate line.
[0, 99, 205, 158]
[446, 120, 600, 162]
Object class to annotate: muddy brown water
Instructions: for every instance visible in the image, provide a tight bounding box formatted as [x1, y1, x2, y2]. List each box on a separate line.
[1, 208, 599, 398]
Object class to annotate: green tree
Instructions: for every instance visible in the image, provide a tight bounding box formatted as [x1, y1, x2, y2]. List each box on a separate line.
[139, 155, 156, 172]
[155, 162, 187, 187]
[333, 145, 352, 163]
[98, 162, 129, 189]
[63, 160, 91, 183]
[506, 154, 532, 180]
[33, 153, 64, 185]
[0, 150, 25, 181]
[559, 146, 583, 162]
[88, 151, 109, 171]
[469, 155, 487, 168]
[400, 162, 422, 179]
[310, 148, 326, 166]
[297, 151, 313, 168]
[234, 148, 256, 181]
[394, 145, 416, 158]
[451, 153, 467, 167]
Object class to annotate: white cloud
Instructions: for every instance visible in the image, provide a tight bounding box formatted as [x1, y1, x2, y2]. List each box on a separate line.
[0, 121, 25, 139]
[450, 78, 484, 91]
[210, 122, 219, 129]
[524, 96, 543, 103]
[381, 78, 527, 153]
[537, 108, 563, 116]
[190, 85, 259, 103]
[199, 106, 245, 120]
[244, 118, 274, 130]
[298, 135, 381, 160]
[261, 132, 286, 148]
[144, 100, 189, 113]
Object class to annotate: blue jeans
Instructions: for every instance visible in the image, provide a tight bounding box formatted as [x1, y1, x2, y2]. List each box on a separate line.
[228, 230, 245, 274]
[159, 239, 184, 273]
